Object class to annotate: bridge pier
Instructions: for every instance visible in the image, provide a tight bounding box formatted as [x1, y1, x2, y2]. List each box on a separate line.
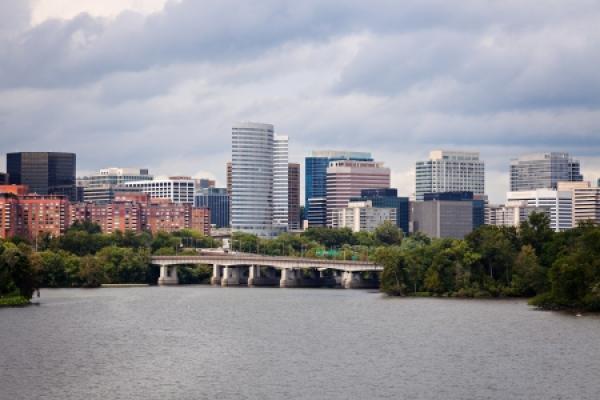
[158, 265, 179, 285]
[210, 264, 222, 286]
[342, 271, 365, 289]
[247, 265, 260, 287]
[221, 266, 240, 287]
[280, 268, 299, 288]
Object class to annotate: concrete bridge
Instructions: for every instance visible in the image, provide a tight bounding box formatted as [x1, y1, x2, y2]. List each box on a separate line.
[150, 252, 383, 289]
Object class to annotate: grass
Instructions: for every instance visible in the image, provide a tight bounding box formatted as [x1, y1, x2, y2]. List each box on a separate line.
[0, 295, 31, 308]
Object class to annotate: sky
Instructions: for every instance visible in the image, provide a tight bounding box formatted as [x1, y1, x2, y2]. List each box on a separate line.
[1, 0, 599, 204]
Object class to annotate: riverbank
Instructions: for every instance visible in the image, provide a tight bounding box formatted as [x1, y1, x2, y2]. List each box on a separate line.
[0, 295, 30, 308]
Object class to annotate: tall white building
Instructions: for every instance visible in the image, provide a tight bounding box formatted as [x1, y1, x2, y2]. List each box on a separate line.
[487, 202, 547, 227]
[506, 189, 572, 232]
[415, 150, 485, 201]
[273, 135, 289, 229]
[124, 177, 195, 204]
[231, 122, 281, 237]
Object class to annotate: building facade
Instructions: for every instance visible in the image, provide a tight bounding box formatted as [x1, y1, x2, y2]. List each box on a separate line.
[305, 151, 373, 227]
[78, 167, 153, 203]
[0, 172, 8, 185]
[231, 122, 277, 237]
[356, 188, 409, 235]
[506, 189, 572, 232]
[557, 181, 600, 226]
[487, 202, 548, 227]
[510, 152, 582, 192]
[7, 152, 77, 201]
[423, 191, 485, 230]
[415, 150, 484, 201]
[124, 177, 195, 204]
[326, 160, 390, 227]
[288, 163, 301, 230]
[332, 200, 396, 232]
[410, 200, 475, 239]
[194, 187, 230, 228]
[273, 135, 289, 229]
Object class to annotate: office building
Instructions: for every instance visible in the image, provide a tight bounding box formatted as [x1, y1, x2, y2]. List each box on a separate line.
[305, 151, 372, 227]
[78, 167, 153, 203]
[273, 135, 289, 228]
[195, 188, 230, 228]
[557, 181, 600, 226]
[0, 172, 8, 185]
[410, 199, 475, 239]
[326, 160, 390, 226]
[124, 177, 195, 204]
[356, 188, 409, 235]
[487, 202, 548, 228]
[7, 152, 77, 201]
[423, 191, 486, 230]
[415, 150, 484, 201]
[510, 152, 582, 192]
[195, 178, 215, 190]
[506, 189, 572, 232]
[288, 163, 301, 230]
[226, 162, 232, 194]
[231, 122, 278, 237]
[332, 200, 396, 232]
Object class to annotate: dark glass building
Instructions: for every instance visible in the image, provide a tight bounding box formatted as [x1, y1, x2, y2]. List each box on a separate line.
[7, 152, 77, 201]
[357, 188, 409, 234]
[0, 172, 8, 185]
[194, 187, 230, 228]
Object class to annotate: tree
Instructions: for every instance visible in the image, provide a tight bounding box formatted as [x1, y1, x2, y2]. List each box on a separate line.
[519, 212, 554, 259]
[0, 242, 38, 298]
[511, 245, 545, 296]
[375, 246, 406, 295]
[374, 221, 403, 246]
[79, 255, 105, 288]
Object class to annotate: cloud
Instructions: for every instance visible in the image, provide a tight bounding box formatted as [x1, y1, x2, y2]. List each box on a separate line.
[1, 0, 600, 205]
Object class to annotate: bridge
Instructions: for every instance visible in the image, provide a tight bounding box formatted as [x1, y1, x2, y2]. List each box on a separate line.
[150, 252, 383, 289]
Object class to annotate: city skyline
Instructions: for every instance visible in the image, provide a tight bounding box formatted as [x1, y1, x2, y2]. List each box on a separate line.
[1, 1, 600, 204]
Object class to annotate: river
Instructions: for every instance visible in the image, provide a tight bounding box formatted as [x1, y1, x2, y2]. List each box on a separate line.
[1, 287, 599, 400]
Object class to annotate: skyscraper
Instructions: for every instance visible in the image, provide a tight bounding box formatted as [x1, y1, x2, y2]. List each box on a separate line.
[231, 122, 277, 237]
[77, 167, 153, 203]
[357, 188, 409, 234]
[288, 163, 301, 230]
[415, 150, 485, 201]
[506, 189, 573, 232]
[305, 150, 372, 227]
[7, 152, 77, 201]
[326, 160, 390, 226]
[510, 152, 583, 192]
[273, 135, 289, 229]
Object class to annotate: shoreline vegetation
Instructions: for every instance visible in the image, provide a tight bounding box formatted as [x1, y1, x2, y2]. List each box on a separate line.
[1, 215, 599, 312]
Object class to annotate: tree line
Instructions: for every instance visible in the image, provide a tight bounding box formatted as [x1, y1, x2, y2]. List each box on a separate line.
[2, 215, 599, 311]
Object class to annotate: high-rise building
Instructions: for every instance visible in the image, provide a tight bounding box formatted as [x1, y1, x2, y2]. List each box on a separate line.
[7, 152, 77, 201]
[506, 189, 572, 232]
[195, 178, 215, 190]
[288, 163, 301, 230]
[415, 150, 484, 201]
[332, 200, 396, 232]
[0, 172, 8, 185]
[77, 167, 153, 203]
[226, 162, 232, 194]
[194, 188, 230, 228]
[411, 199, 474, 239]
[231, 122, 278, 237]
[273, 135, 289, 228]
[356, 188, 409, 235]
[557, 181, 600, 227]
[124, 177, 195, 204]
[326, 160, 390, 226]
[423, 191, 486, 230]
[510, 152, 582, 192]
[305, 151, 372, 227]
[488, 202, 550, 228]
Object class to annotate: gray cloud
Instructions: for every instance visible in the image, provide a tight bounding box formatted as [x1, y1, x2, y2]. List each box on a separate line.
[1, 0, 600, 203]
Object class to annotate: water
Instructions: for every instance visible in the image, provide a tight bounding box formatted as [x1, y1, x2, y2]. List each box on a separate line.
[1, 287, 599, 400]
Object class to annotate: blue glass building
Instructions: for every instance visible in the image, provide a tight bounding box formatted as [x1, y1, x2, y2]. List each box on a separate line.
[194, 187, 230, 228]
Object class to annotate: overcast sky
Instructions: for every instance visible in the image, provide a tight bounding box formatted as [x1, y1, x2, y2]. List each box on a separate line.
[1, 0, 600, 203]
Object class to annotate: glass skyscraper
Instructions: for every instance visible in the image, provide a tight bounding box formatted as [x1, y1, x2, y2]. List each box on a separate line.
[7, 152, 77, 201]
[195, 187, 230, 228]
[510, 152, 582, 192]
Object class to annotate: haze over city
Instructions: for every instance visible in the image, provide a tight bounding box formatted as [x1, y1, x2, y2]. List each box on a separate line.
[2, 0, 600, 203]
